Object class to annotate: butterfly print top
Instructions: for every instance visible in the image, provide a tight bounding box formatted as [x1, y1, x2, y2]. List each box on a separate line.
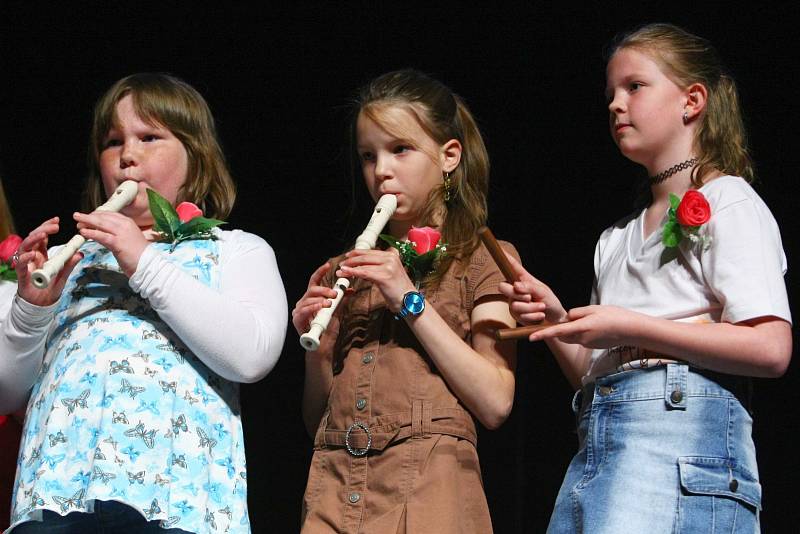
[11, 239, 249, 534]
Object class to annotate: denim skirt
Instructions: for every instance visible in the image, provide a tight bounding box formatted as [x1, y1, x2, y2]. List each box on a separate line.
[547, 364, 761, 534]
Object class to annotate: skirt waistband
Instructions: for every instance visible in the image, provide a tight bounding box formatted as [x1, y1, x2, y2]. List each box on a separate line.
[573, 364, 751, 414]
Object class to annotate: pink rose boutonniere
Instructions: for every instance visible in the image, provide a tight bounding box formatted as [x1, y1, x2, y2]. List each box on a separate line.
[380, 226, 447, 288]
[176, 202, 203, 223]
[147, 190, 225, 252]
[408, 226, 441, 254]
[0, 234, 23, 281]
[662, 191, 712, 249]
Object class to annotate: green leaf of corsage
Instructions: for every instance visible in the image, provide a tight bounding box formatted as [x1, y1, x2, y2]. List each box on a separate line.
[147, 189, 225, 252]
[0, 233, 22, 281]
[0, 263, 17, 282]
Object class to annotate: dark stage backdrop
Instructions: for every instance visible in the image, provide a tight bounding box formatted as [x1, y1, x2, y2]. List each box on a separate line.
[2, 3, 797, 532]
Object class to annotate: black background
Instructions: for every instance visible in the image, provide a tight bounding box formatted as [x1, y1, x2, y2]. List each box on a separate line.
[2, 2, 797, 532]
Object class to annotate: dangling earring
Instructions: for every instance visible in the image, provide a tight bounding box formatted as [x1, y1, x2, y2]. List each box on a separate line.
[443, 171, 452, 202]
[683, 111, 689, 124]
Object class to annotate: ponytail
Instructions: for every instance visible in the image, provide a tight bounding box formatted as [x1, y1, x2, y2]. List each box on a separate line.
[693, 74, 754, 185]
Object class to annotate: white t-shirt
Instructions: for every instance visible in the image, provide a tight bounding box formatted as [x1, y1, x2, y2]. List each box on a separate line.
[585, 176, 791, 382]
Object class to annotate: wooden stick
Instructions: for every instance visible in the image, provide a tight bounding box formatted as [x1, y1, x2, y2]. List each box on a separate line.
[495, 323, 552, 341]
[477, 226, 517, 282]
[477, 226, 558, 342]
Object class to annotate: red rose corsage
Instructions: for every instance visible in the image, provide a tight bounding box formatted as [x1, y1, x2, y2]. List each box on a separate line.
[380, 226, 447, 288]
[662, 191, 712, 249]
[0, 234, 23, 281]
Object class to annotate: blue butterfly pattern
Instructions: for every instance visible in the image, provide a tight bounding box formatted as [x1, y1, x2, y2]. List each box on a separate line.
[99, 335, 134, 352]
[12, 238, 248, 533]
[120, 445, 141, 463]
[52, 488, 85, 513]
[182, 255, 212, 283]
[42, 454, 66, 470]
[214, 457, 236, 479]
[152, 357, 174, 372]
[71, 470, 91, 485]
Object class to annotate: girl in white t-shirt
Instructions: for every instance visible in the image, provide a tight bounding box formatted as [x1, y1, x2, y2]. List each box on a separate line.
[501, 23, 791, 533]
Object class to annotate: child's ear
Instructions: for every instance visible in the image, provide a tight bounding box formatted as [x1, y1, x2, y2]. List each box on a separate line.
[440, 139, 462, 173]
[684, 82, 708, 122]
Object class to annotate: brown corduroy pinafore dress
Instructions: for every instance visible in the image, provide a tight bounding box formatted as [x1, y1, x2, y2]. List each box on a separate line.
[301, 241, 518, 534]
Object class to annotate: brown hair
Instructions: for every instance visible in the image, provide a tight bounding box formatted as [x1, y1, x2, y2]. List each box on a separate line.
[0, 178, 14, 239]
[85, 73, 236, 219]
[609, 23, 754, 186]
[352, 69, 490, 285]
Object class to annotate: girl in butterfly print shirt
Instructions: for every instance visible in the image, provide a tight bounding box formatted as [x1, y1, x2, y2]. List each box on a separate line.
[0, 73, 288, 534]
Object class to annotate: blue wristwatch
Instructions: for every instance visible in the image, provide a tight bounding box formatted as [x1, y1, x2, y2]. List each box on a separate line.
[396, 290, 425, 319]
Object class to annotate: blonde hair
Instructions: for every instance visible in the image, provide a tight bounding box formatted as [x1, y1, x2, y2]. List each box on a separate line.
[85, 73, 236, 219]
[0, 178, 14, 239]
[609, 23, 754, 186]
[352, 69, 490, 285]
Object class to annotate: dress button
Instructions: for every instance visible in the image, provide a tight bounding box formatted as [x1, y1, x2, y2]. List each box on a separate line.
[362, 353, 374, 364]
[670, 390, 683, 403]
[729, 479, 739, 492]
[598, 386, 613, 396]
[348, 492, 361, 503]
[356, 398, 367, 410]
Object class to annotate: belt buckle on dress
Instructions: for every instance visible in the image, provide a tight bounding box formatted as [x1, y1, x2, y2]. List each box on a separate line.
[345, 421, 372, 457]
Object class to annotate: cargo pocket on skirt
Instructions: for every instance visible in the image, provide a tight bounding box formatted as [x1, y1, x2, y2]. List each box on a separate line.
[676, 456, 761, 532]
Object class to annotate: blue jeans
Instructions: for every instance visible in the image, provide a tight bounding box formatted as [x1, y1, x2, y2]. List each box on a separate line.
[548, 364, 761, 534]
[9, 500, 192, 534]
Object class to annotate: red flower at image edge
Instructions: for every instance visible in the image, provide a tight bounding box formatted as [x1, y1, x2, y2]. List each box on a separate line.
[676, 190, 711, 227]
[0, 234, 23, 266]
[175, 202, 203, 223]
[407, 226, 441, 254]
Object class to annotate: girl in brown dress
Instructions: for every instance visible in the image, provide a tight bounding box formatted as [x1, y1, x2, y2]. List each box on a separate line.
[293, 69, 518, 533]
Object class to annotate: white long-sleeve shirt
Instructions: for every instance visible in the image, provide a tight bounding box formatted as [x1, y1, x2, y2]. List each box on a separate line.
[0, 229, 288, 413]
[0, 280, 15, 327]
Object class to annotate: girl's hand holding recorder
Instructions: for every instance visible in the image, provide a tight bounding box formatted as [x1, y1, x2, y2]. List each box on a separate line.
[14, 217, 81, 306]
[73, 209, 149, 277]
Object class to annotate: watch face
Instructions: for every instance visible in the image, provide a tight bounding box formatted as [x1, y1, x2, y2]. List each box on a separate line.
[403, 291, 425, 314]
